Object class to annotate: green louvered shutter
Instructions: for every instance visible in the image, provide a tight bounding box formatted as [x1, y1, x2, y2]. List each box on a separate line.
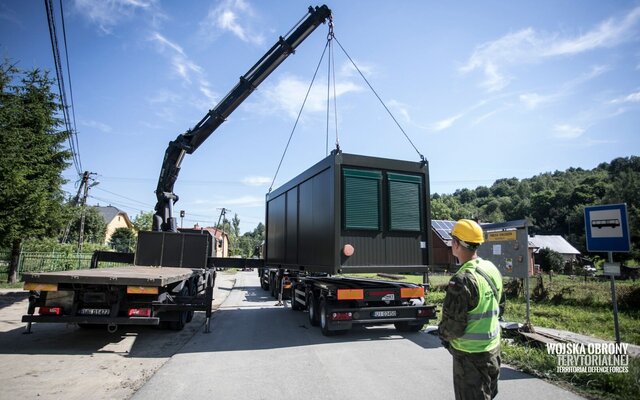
[388, 172, 422, 231]
[343, 168, 381, 230]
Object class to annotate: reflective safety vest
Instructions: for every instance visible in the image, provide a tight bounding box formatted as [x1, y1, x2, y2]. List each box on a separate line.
[451, 258, 503, 353]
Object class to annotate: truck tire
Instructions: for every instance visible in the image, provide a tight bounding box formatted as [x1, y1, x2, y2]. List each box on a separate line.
[169, 286, 189, 330]
[290, 283, 302, 311]
[319, 299, 347, 336]
[308, 293, 319, 326]
[270, 273, 277, 298]
[186, 279, 195, 323]
[394, 322, 424, 332]
[260, 273, 269, 291]
[319, 298, 334, 336]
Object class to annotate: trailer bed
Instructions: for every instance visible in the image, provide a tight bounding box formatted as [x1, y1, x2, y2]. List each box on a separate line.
[22, 266, 199, 287]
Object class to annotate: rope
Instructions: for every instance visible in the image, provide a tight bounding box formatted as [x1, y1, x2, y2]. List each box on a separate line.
[333, 36, 425, 163]
[268, 40, 330, 193]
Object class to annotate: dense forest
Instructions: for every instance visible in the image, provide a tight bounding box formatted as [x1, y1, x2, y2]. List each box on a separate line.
[430, 156, 640, 262]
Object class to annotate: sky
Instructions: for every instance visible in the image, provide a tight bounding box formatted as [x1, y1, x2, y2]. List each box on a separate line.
[1, 0, 639, 233]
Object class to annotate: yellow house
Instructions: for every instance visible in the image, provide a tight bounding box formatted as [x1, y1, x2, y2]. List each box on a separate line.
[93, 205, 134, 244]
[179, 224, 230, 257]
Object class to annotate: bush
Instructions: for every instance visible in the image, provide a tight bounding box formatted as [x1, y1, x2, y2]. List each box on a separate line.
[617, 285, 640, 311]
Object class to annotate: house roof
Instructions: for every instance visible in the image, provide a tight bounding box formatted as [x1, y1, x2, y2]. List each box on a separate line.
[528, 235, 581, 255]
[93, 205, 128, 224]
[431, 220, 581, 256]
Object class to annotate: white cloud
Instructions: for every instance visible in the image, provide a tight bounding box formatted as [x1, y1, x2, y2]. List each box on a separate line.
[80, 119, 112, 133]
[610, 91, 640, 104]
[545, 7, 640, 56]
[519, 93, 552, 109]
[257, 74, 362, 119]
[387, 99, 411, 123]
[430, 114, 462, 131]
[200, 0, 264, 46]
[72, 0, 161, 34]
[553, 124, 585, 139]
[148, 32, 218, 109]
[242, 176, 271, 186]
[340, 61, 375, 79]
[461, 7, 640, 92]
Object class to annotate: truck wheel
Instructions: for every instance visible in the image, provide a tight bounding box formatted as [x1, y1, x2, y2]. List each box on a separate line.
[270, 274, 277, 298]
[290, 284, 302, 311]
[308, 294, 319, 326]
[394, 322, 424, 332]
[186, 280, 195, 323]
[169, 286, 188, 330]
[319, 298, 334, 336]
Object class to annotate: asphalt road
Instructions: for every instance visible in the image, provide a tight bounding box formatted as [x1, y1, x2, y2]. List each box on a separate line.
[0, 271, 237, 400]
[132, 271, 585, 400]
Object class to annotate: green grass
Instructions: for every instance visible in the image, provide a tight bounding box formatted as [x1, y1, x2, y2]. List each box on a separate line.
[502, 340, 640, 400]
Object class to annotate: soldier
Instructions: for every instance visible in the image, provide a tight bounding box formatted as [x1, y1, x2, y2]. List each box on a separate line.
[438, 219, 504, 400]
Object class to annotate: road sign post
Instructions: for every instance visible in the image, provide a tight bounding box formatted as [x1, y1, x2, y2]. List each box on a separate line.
[584, 204, 630, 345]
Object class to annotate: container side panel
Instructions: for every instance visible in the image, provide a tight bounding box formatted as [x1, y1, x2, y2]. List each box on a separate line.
[384, 234, 423, 265]
[298, 168, 333, 268]
[285, 188, 298, 264]
[266, 194, 286, 264]
[341, 232, 385, 266]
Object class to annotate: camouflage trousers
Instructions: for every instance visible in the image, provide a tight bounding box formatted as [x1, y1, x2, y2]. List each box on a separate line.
[450, 346, 501, 400]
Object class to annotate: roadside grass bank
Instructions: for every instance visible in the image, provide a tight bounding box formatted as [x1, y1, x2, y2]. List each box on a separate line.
[501, 340, 640, 400]
[346, 272, 640, 399]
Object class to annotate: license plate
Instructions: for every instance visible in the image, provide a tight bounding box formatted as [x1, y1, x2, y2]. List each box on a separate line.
[78, 308, 110, 316]
[372, 310, 397, 318]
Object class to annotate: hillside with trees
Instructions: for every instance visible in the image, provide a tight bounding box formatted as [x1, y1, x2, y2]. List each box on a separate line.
[431, 156, 640, 262]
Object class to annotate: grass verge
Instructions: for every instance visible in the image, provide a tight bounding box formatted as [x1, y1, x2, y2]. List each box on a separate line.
[502, 340, 640, 400]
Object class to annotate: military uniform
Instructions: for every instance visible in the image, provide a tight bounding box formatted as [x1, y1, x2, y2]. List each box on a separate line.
[439, 258, 504, 400]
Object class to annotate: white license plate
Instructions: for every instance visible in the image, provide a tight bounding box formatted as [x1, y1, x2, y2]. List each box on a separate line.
[78, 308, 110, 316]
[372, 310, 397, 318]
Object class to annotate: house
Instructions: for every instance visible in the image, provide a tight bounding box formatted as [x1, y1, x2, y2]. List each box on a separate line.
[430, 220, 581, 274]
[528, 234, 581, 263]
[179, 224, 230, 258]
[93, 205, 134, 244]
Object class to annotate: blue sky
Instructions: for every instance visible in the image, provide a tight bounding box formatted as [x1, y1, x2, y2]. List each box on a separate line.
[1, 0, 639, 233]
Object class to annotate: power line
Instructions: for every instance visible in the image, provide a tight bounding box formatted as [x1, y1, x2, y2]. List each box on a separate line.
[44, 0, 82, 175]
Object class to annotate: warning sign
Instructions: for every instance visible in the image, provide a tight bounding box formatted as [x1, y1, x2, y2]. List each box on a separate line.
[487, 231, 517, 242]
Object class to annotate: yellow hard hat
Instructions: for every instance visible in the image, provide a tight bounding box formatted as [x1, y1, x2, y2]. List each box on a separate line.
[451, 219, 484, 245]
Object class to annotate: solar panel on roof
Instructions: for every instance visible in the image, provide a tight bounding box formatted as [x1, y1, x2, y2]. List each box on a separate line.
[432, 220, 455, 240]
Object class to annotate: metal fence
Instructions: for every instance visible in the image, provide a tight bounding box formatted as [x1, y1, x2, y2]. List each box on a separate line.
[0, 251, 128, 282]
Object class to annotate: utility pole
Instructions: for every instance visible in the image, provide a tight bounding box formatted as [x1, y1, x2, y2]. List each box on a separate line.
[216, 208, 230, 257]
[76, 171, 98, 252]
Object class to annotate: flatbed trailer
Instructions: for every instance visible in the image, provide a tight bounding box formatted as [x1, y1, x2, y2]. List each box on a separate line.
[263, 269, 436, 335]
[21, 231, 216, 333]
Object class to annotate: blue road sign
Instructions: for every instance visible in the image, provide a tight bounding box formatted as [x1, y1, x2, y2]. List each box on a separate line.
[584, 204, 630, 252]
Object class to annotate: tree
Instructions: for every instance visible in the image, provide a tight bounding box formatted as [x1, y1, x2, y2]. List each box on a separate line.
[132, 211, 154, 232]
[65, 206, 107, 245]
[109, 227, 137, 253]
[0, 63, 71, 282]
[537, 248, 564, 282]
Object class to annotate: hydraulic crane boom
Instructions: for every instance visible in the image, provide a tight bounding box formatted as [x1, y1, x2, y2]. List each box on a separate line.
[153, 5, 332, 232]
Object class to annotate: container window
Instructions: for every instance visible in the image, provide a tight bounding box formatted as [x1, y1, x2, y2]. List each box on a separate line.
[343, 168, 381, 230]
[388, 172, 422, 231]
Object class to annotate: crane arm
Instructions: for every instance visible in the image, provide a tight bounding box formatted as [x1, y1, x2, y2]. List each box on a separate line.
[153, 5, 332, 232]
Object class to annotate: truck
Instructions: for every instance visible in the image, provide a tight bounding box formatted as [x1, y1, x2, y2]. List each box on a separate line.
[261, 151, 437, 335]
[22, 4, 437, 337]
[20, 5, 333, 333]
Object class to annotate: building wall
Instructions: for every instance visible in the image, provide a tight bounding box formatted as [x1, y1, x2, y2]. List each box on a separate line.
[104, 214, 132, 244]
